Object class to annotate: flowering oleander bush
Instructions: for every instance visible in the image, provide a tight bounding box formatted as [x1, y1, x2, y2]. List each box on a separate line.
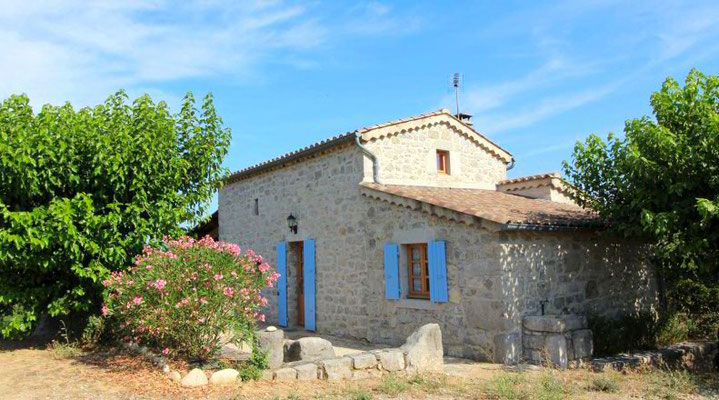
[103, 236, 279, 361]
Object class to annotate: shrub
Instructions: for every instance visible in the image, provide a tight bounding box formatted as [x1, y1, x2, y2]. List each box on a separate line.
[588, 312, 659, 356]
[104, 236, 279, 361]
[589, 375, 619, 393]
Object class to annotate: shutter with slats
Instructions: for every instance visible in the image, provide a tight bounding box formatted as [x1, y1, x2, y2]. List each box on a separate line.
[428, 240, 448, 303]
[276, 241, 288, 326]
[303, 239, 316, 331]
[383, 243, 400, 299]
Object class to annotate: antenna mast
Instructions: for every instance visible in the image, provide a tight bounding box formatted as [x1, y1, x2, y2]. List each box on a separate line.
[452, 73, 461, 117]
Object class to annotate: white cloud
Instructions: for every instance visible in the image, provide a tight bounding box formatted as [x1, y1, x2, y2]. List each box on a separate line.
[0, 0, 415, 108]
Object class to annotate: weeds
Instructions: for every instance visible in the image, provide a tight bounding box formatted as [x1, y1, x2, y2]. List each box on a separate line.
[485, 371, 528, 400]
[378, 373, 409, 396]
[535, 372, 571, 400]
[588, 374, 619, 393]
[50, 321, 83, 359]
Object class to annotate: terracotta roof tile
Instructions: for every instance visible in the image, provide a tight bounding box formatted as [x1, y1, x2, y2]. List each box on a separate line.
[498, 172, 561, 185]
[361, 183, 599, 228]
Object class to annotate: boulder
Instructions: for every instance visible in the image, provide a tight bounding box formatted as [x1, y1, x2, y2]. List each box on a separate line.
[321, 357, 353, 380]
[180, 368, 208, 387]
[274, 367, 298, 380]
[285, 337, 335, 362]
[260, 369, 275, 380]
[209, 369, 239, 385]
[400, 323, 444, 372]
[256, 328, 285, 369]
[293, 363, 319, 380]
[349, 352, 378, 369]
[378, 350, 405, 372]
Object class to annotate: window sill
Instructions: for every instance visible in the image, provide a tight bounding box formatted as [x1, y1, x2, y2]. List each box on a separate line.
[395, 298, 443, 311]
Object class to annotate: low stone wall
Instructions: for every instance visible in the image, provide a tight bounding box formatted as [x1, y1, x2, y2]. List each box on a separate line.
[259, 323, 444, 381]
[591, 341, 718, 372]
[522, 315, 593, 369]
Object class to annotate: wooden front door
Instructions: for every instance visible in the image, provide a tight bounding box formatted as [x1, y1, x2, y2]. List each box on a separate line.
[296, 242, 304, 327]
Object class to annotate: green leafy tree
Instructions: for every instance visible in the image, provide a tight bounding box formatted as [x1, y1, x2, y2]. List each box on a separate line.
[0, 91, 230, 338]
[563, 69, 718, 337]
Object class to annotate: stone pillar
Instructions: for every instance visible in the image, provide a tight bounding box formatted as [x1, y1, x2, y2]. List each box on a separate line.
[256, 326, 285, 369]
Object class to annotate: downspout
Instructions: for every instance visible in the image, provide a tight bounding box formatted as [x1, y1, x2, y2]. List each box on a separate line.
[355, 132, 380, 183]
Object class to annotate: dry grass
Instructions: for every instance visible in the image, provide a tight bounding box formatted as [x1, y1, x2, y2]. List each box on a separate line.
[1, 343, 718, 400]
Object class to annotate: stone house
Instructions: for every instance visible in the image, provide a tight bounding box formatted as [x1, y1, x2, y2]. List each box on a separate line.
[218, 109, 658, 363]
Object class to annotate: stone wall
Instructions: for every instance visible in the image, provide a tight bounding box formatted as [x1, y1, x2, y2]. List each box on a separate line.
[522, 315, 593, 368]
[363, 121, 507, 189]
[360, 200, 658, 362]
[219, 144, 371, 339]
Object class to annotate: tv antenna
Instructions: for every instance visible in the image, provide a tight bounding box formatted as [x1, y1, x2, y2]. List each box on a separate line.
[452, 73, 462, 117]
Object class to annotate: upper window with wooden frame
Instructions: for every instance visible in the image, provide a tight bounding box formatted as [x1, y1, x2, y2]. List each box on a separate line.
[406, 243, 430, 299]
[436, 150, 450, 174]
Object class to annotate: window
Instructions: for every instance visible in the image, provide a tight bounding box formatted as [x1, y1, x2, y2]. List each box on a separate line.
[254, 198, 259, 216]
[406, 243, 430, 299]
[436, 150, 450, 174]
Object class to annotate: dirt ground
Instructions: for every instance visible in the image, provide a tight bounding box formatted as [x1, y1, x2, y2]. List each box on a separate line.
[1, 340, 718, 400]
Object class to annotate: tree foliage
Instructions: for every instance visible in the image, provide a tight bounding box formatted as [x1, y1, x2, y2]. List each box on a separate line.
[563, 69, 718, 337]
[0, 91, 230, 338]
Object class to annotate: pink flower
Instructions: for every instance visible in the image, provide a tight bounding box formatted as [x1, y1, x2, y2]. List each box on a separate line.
[258, 263, 270, 273]
[214, 273, 223, 281]
[259, 314, 266, 322]
[101, 304, 109, 316]
[223, 287, 235, 297]
[162, 348, 170, 355]
[191, 272, 198, 280]
[154, 279, 166, 290]
[146, 264, 153, 270]
[133, 297, 143, 305]
[199, 297, 208, 305]
[230, 271, 238, 278]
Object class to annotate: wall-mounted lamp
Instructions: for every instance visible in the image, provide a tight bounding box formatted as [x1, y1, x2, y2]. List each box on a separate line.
[287, 214, 298, 234]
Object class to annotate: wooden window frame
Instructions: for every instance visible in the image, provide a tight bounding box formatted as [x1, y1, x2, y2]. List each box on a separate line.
[406, 243, 430, 299]
[436, 150, 450, 174]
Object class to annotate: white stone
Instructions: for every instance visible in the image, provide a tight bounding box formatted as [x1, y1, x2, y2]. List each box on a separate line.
[378, 350, 405, 372]
[266, 326, 278, 332]
[169, 371, 182, 382]
[401, 323, 444, 372]
[285, 337, 335, 362]
[209, 369, 239, 385]
[274, 367, 298, 380]
[293, 363, 319, 380]
[180, 368, 208, 387]
[349, 352, 378, 369]
[321, 357, 353, 380]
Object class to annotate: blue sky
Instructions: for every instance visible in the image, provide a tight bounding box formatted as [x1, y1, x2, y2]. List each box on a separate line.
[2, 1, 718, 192]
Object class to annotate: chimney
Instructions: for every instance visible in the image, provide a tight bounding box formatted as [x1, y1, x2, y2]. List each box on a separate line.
[456, 112, 473, 127]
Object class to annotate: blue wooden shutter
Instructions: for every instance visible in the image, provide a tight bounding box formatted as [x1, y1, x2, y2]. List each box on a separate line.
[383, 243, 400, 299]
[276, 242, 288, 326]
[428, 240, 448, 303]
[303, 239, 316, 331]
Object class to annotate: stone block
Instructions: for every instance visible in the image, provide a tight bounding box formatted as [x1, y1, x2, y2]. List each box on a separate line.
[522, 333, 545, 350]
[293, 363, 319, 380]
[378, 350, 406, 371]
[523, 316, 566, 333]
[572, 329, 593, 360]
[260, 369, 274, 380]
[400, 323, 444, 372]
[274, 367, 298, 380]
[351, 369, 381, 380]
[493, 332, 520, 365]
[544, 334, 568, 369]
[321, 357, 353, 380]
[256, 328, 285, 369]
[349, 352, 378, 369]
[285, 337, 335, 362]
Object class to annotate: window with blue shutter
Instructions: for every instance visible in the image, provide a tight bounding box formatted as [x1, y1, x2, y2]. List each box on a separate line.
[303, 239, 316, 331]
[383, 243, 400, 299]
[428, 240, 448, 303]
[276, 242, 288, 326]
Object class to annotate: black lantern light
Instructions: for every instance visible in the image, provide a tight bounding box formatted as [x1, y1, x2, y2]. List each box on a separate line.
[287, 214, 298, 234]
